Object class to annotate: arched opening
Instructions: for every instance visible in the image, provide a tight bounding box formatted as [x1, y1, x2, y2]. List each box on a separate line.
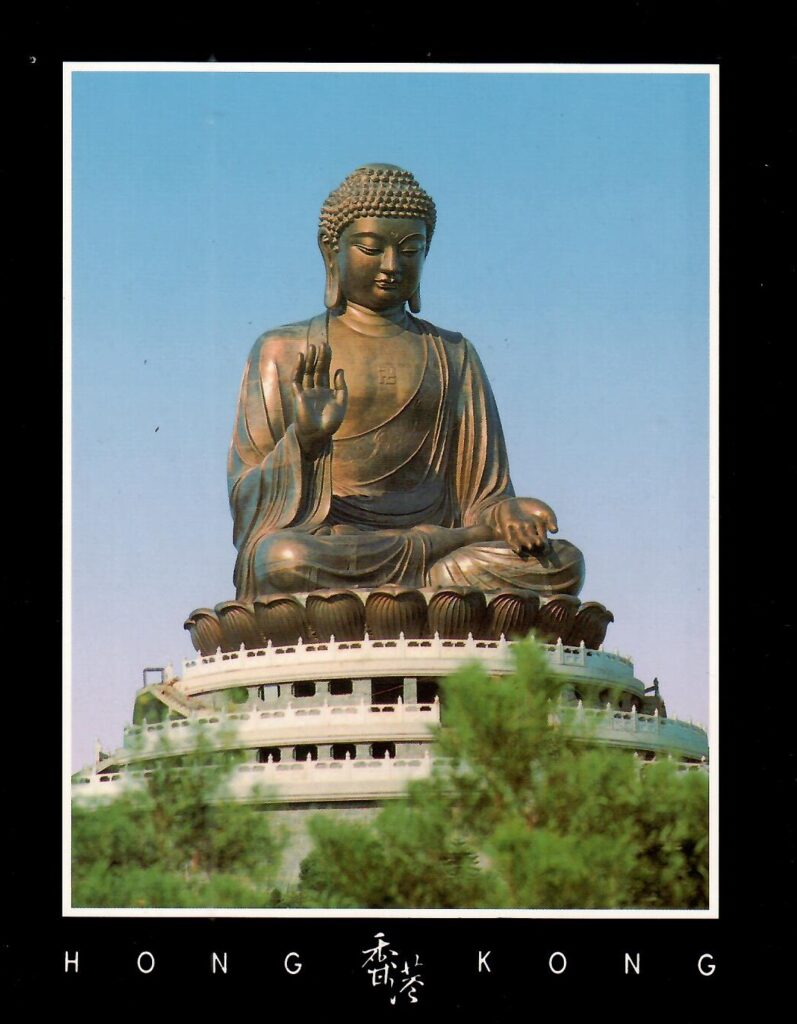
[257, 747, 281, 763]
[294, 744, 318, 761]
[331, 743, 356, 760]
[329, 678, 353, 696]
[371, 741, 396, 760]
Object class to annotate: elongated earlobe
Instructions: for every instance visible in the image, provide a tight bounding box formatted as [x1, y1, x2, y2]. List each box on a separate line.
[319, 231, 344, 312]
[324, 263, 344, 311]
[409, 286, 421, 314]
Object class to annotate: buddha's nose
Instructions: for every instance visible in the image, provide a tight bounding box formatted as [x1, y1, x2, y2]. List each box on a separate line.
[380, 247, 399, 275]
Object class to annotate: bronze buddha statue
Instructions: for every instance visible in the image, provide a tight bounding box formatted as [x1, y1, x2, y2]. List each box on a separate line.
[227, 164, 585, 601]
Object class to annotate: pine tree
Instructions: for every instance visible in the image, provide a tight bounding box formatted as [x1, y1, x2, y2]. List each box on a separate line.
[297, 640, 708, 909]
[71, 725, 287, 908]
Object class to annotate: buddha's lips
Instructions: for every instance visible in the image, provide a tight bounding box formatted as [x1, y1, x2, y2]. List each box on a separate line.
[375, 280, 399, 289]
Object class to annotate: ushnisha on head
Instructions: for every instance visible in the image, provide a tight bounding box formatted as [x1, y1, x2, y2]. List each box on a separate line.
[318, 164, 437, 313]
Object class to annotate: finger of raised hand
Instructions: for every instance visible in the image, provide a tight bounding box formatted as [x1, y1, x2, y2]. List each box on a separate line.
[304, 344, 317, 389]
[292, 351, 306, 391]
[333, 368, 347, 407]
[316, 343, 331, 388]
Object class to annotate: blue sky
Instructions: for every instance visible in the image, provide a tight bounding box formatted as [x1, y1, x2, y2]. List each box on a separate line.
[70, 69, 711, 770]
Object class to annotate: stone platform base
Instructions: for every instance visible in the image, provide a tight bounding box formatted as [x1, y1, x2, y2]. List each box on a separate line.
[185, 586, 614, 656]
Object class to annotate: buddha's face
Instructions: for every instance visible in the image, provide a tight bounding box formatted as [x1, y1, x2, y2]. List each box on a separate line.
[334, 217, 427, 312]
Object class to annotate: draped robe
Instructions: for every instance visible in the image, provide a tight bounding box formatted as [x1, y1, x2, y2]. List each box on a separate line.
[228, 311, 584, 599]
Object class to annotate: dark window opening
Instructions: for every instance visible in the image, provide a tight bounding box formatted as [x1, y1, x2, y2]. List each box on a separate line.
[371, 677, 402, 704]
[416, 678, 439, 704]
[371, 741, 396, 759]
[331, 743, 356, 760]
[292, 681, 316, 698]
[294, 744, 318, 761]
[329, 678, 353, 696]
[257, 747, 281, 763]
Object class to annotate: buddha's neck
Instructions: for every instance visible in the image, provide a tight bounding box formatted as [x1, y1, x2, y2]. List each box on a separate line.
[338, 301, 410, 338]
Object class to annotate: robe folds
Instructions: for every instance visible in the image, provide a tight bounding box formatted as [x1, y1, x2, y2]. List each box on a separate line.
[228, 313, 584, 599]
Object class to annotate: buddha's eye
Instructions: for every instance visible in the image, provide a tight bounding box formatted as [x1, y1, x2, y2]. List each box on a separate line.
[355, 245, 381, 256]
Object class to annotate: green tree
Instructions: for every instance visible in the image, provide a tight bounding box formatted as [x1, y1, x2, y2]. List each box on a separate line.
[71, 725, 289, 908]
[297, 641, 709, 909]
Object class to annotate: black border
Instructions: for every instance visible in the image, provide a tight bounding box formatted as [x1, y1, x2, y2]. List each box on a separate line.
[8, 2, 795, 1004]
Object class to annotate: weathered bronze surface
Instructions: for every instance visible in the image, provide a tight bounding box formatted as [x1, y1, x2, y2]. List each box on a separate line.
[228, 164, 585, 601]
[365, 586, 428, 640]
[563, 601, 615, 650]
[184, 591, 612, 653]
[304, 589, 366, 642]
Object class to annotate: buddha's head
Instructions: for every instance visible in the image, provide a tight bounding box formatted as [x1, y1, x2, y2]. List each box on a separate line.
[318, 164, 437, 314]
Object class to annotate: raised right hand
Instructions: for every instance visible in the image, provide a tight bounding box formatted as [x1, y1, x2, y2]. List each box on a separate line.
[291, 342, 347, 459]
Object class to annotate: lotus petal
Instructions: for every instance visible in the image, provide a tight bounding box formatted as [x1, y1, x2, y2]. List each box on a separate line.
[215, 600, 260, 651]
[365, 586, 428, 639]
[427, 587, 487, 639]
[305, 589, 365, 642]
[185, 608, 223, 656]
[253, 594, 309, 646]
[564, 601, 615, 649]
[484, 590, 540, 640]
[534, 595, 581, 644]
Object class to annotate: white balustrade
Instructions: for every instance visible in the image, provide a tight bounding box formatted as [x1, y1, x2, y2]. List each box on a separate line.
[109, 697, 706, 774]
[74, 734, 707, 806]
[176, 635, 635, 699]
[114, 699, 440, 765]
[566, 706, 708, 759]
[74, 752, 443, 805]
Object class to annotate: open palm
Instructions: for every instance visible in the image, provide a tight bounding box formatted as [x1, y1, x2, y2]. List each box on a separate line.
[292, 342, 347, 459]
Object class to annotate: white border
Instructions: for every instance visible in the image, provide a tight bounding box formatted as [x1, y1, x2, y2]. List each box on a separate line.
[63, 61, 719, 920]
[63, 66, 74, 912]
[63, 61, 718, 73]
[708, 67, 720, 917]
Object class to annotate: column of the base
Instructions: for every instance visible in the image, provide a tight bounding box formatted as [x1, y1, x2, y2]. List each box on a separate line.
[353, 678, 371, 703]
[348, 678, 370, 760]
[404, 677, 417, 705]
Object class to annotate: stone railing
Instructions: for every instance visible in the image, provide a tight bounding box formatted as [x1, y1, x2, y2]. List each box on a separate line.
[74, 731, 708, 806]
[172, 635, 636, 697]
[97, 696, 706, 777]
[119, 699, 441, 760]
[564, 705, 708, 760]
[74, 752, 444, 805]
